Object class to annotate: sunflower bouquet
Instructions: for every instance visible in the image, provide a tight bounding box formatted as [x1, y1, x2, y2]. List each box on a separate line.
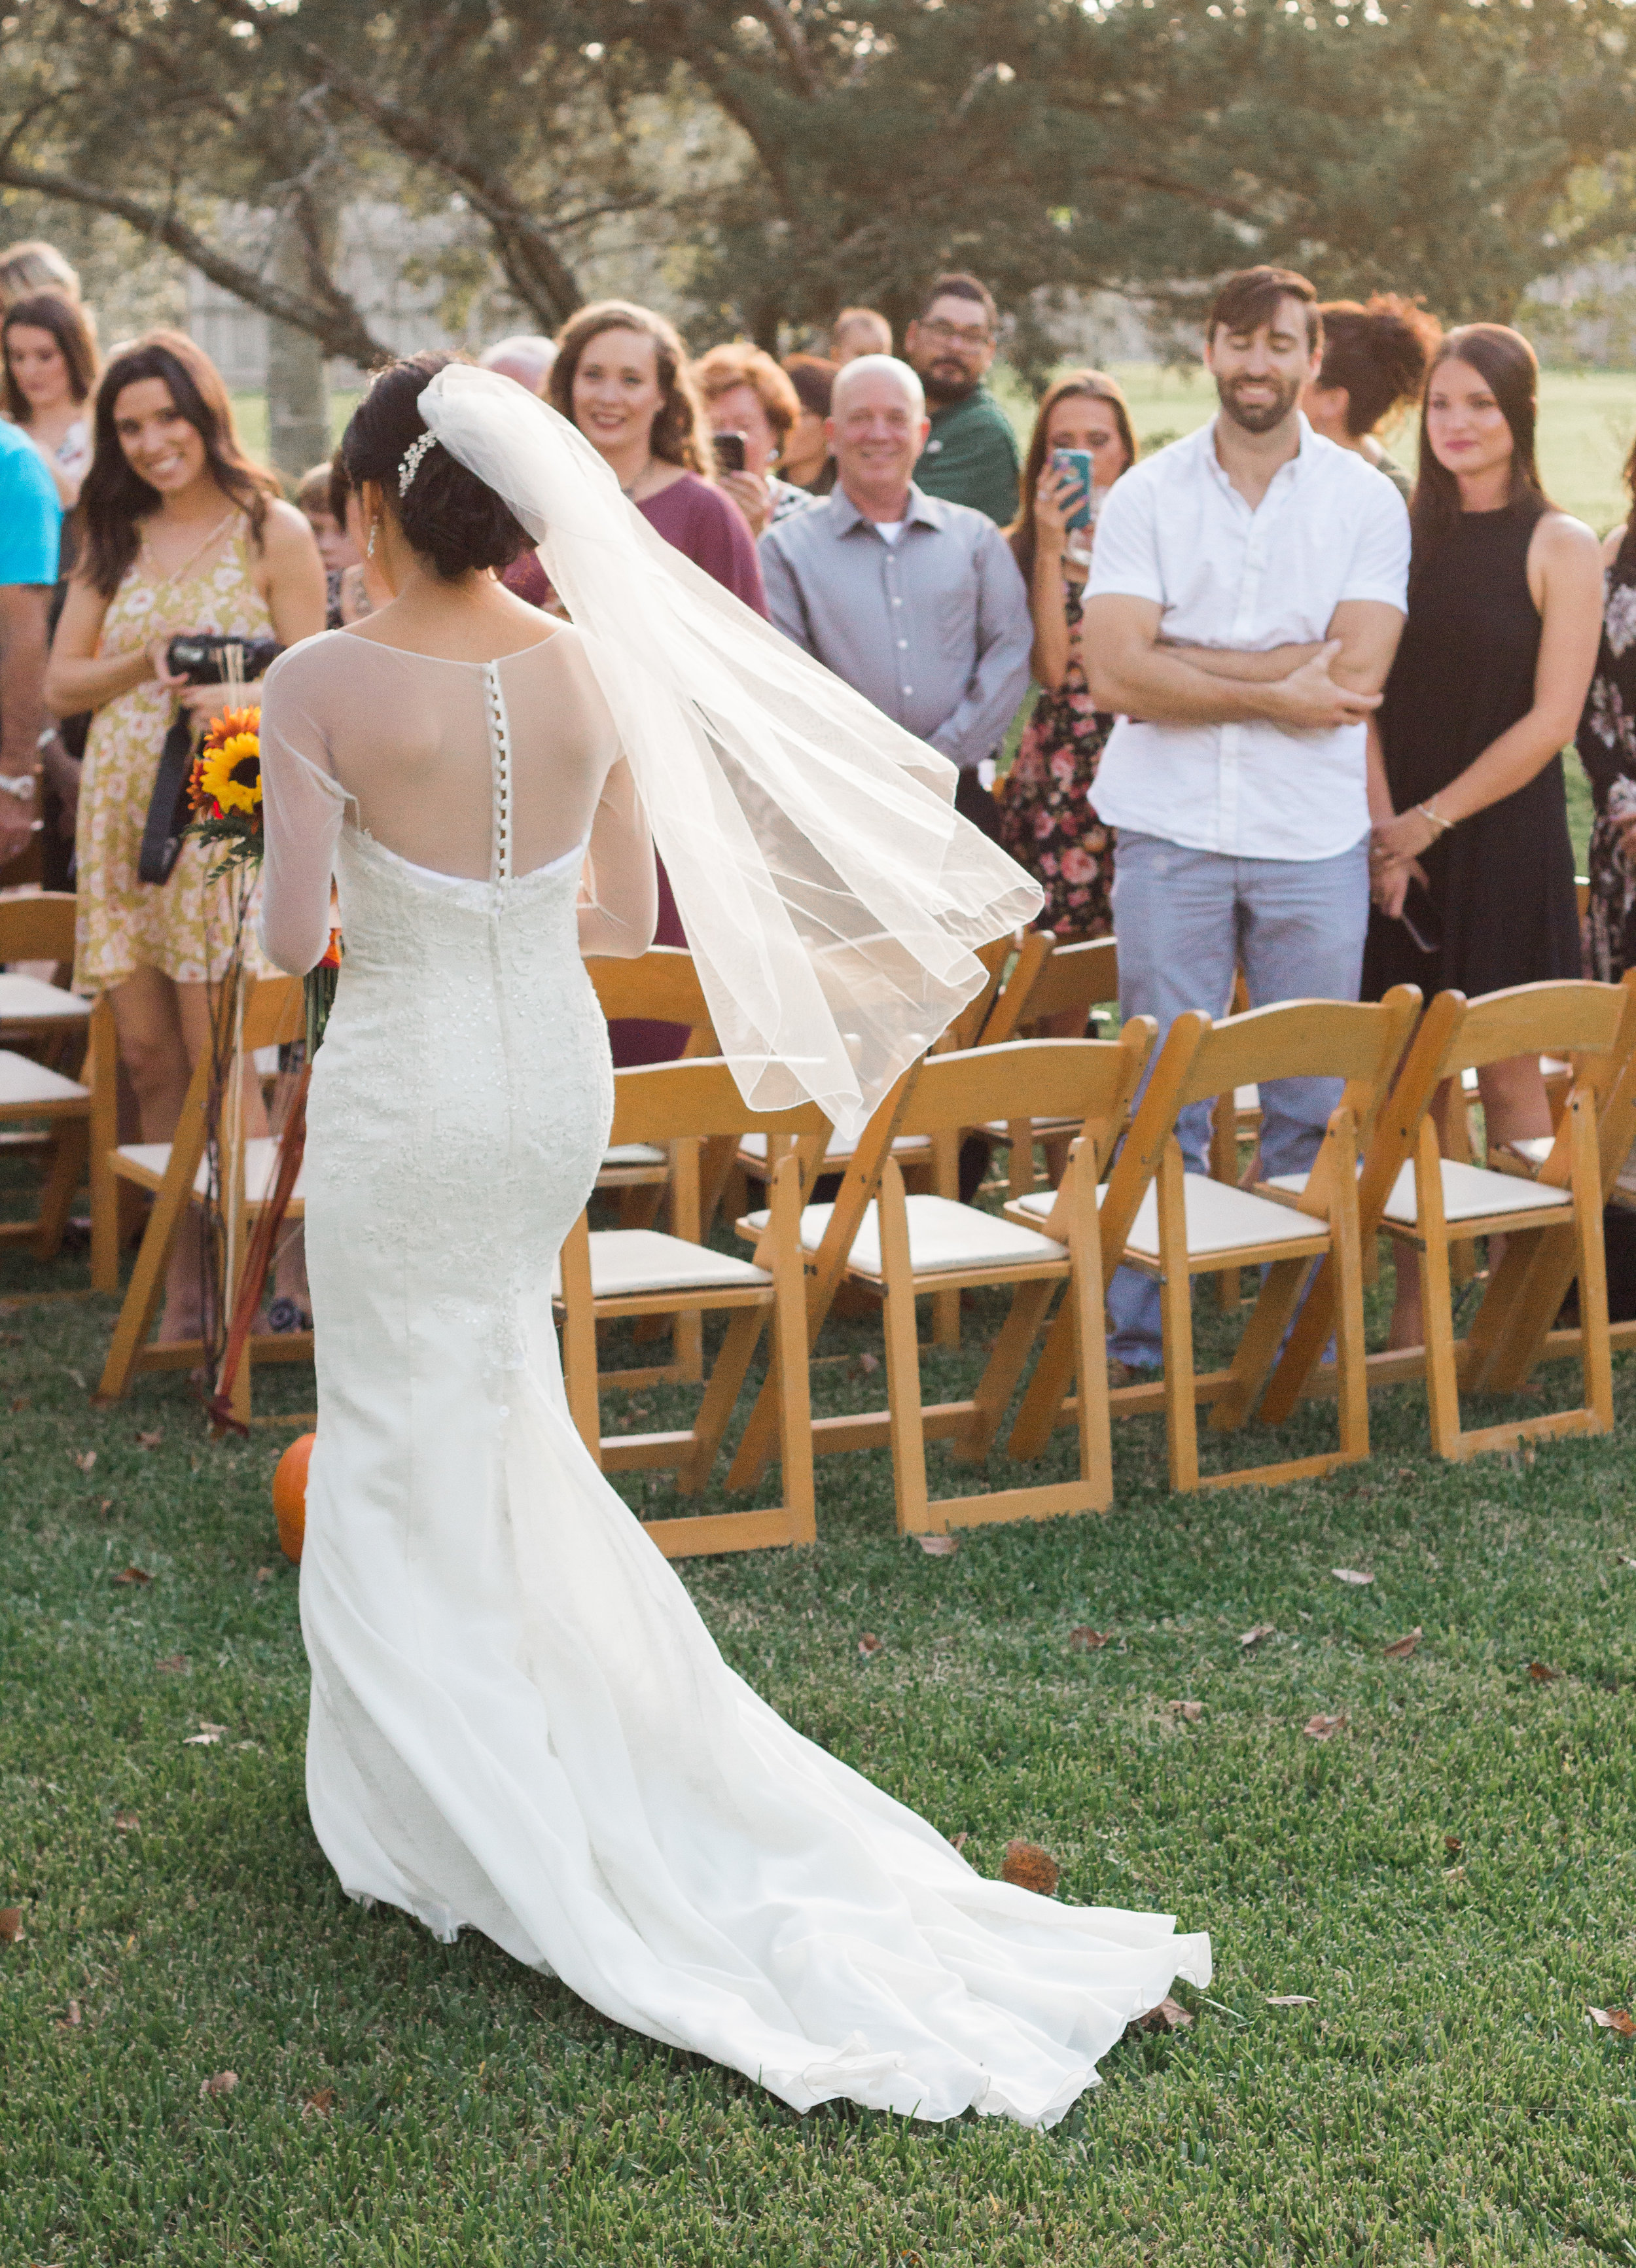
[187, 705, 265, 880]
[187, 703, 344, 1054]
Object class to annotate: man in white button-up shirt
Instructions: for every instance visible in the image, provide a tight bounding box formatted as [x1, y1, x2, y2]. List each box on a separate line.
[1083, 266, 1410, 1367]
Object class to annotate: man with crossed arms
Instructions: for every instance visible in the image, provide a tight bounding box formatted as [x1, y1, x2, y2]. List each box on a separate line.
[1082, 264, 1410, 1372]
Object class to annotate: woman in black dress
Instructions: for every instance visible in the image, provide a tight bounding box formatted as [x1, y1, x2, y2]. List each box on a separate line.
[1577, 434, 1636, 982]
[1365, 324, 1603, 1344]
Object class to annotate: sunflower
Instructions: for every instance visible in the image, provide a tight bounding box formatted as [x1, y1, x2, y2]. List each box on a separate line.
[194, 705, 262, 819]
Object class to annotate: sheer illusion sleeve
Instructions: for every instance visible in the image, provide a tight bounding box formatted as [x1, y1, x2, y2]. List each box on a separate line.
[259, 641, 352, 976]
[578, 755, 658, 959]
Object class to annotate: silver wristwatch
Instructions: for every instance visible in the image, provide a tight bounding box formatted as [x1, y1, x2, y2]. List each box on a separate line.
[0, 769, 37, 802]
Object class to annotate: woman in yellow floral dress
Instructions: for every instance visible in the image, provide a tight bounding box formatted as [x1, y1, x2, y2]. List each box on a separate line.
[48, 331, 324, 1337]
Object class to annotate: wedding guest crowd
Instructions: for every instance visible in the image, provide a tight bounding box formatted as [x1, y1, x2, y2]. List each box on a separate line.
[9, 224, 1636, 1384]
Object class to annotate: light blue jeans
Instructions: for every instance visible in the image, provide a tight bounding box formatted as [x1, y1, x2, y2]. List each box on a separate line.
[1105, 830, 1372, 1368]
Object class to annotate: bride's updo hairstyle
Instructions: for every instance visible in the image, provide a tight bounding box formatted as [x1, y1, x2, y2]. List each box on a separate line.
[340, 351, 530, 580]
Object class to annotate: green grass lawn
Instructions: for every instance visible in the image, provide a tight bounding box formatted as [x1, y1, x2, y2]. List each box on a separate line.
[4, 1179, 1635, 2263]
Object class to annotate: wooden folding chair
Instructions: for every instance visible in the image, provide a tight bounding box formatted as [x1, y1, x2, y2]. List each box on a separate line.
[0, 891, 119, 1283]
[97, 974, 311, 1416]
[555, 1057, 828, 1558]
[1258, 978, 1636, 1462]
[729, 1033, 1154, 1534]
[1006, 990, 1421, 1493]
[976, 937, 1121, 1197]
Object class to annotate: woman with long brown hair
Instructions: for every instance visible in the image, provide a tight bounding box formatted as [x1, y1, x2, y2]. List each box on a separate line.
[46, 330, 325, 1338]
[997, 369, 1136, 936]
[1365, 322, 1603, 1343]
[3, 289, 99, 510]
[549, 300, 764, 1061]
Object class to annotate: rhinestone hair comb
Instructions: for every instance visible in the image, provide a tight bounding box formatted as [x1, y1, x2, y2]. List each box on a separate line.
[397, 431, 437, 496]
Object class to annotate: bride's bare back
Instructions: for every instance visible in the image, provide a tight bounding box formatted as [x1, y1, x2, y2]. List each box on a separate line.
[259, 622, 656, 972]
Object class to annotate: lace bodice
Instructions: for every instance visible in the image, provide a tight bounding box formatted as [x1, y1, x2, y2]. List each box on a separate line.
[258, 622, 657, 973]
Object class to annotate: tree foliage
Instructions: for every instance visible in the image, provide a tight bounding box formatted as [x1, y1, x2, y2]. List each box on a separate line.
[2, 0, 1634, 363]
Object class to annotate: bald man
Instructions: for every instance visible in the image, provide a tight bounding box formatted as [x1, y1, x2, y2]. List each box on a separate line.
[478, 334, 558, 395]
[758, 355, 1030, 840]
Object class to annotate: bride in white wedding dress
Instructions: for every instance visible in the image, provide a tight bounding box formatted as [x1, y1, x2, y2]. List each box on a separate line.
[258, 355, 1209, 2128]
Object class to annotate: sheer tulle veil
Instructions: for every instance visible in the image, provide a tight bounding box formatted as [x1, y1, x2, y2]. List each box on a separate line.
[417, 364, 1042, 1139]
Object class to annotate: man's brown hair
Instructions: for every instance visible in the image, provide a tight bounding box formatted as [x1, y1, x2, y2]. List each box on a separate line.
[1206, 266, 1321, 355]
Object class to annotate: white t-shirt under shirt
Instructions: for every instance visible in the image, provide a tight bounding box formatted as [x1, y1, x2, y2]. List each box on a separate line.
[1086, 415, 1411, 862]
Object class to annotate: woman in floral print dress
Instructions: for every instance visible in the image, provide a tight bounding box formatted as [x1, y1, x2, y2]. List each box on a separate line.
[999, 372, 1137, 937]
[47, 332, 323, 1336]
[1576, 448, 1636, 981]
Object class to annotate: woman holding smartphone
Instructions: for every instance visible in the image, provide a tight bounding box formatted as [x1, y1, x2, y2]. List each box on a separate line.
[998, 371, 1136, 936]
[1365, 324, 1601, 1343]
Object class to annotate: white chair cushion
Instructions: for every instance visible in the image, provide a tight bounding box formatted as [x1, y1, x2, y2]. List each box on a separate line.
[736, 1129, 927, 1164]
[0, 1050, 88, 1107]
[114, 1137, 307, 1209]
[779, 1193, 1066, 1279]
[1010, 1186, 1104, 1226]
[601, 1142, 667, 1169]
[552, 1229, 771, 1300]
[1266, 1158, 1574, 1225]
[0, 973, 89, 1023]
[1019, 1175, 1321, 1260]
[1505, 1135, 1554, 1169]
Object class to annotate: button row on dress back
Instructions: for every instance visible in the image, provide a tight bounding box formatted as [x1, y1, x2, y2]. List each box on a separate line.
[485, 662, 512, 885]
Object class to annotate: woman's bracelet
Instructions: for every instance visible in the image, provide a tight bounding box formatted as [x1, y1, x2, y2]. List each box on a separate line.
[1416, 801, 1454, 836]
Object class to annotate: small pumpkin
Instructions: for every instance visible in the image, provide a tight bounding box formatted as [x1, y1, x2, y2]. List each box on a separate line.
[273, 1432, 315, 1563]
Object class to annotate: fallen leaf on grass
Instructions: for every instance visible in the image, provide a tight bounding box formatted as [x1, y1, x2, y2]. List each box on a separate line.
[135, 1430, 162, 1450]
[1332, 1568, 1374, 1586]
[10, 1396, 30, 1412]
[1383, 1627, 1423, 1659]
[183, 1723, 227, 1746]
[1240, 1623, 1276, 1648]
[1129, 1996, 1192, 2034]
[199, 2070, 238, 2099]
[1588, 2007, 1636, 2036]
[1164, 1699, 1205, 1723]
[155, 1655, 188, 1674]
[858, 1351, 880, 1375]
[56, 1998, 82, 2031]
[114, 1813, 139, 1833]
[1001, 1841, 1060, 1896]
[112, 1566, 152, 1587]
[302, 2086, 336, 2117]
[914, 1534, 957, 1556]
[1302, 1713, 1348, 1741]
[1266, 1994, 1317, 2008]
[949, 1830, 969, 1852]
[1527, 1661, 1562, 1682]
[1070, 1627, 1110, 1650]
[1444, 1834, 1462, 1856]
[1617, 1553, 1636, 1569]
[857, 1633, 883, 1658]
[98, 1499, 113, 1516]
[71, 1449, 96, 1473]
[254, 1567, 273, 1583]
[0, 1907, 22, 1943]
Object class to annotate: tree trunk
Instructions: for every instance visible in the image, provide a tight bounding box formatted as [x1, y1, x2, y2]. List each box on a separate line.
[264, 221, 332, 487]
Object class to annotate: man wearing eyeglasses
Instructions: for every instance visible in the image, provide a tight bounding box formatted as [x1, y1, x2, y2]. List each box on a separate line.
[903, 273, 1021, 527]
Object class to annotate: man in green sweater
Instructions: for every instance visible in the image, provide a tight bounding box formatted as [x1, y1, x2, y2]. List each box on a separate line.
[904, 272, 1021, 527]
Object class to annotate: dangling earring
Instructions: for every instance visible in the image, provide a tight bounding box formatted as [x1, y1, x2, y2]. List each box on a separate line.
[366, 520, 378, 558]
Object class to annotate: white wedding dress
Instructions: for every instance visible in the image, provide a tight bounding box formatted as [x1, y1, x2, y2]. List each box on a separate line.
[259, 620, 1210, 2129]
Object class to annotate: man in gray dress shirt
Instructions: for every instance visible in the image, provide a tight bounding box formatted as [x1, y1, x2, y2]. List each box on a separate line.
[758, 355, 1032, 840]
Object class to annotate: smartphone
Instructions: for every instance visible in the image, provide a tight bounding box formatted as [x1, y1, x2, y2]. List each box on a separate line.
[1399, 876, 1442, 957]
[712, 431, 747, 474]
[1050, 448, 1095, 533]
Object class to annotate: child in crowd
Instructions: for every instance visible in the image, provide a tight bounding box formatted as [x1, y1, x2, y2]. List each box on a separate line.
[296, 461, 365, 628]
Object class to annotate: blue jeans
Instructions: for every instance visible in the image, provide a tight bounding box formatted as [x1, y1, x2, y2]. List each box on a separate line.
[1105, 830, 1371, 1368]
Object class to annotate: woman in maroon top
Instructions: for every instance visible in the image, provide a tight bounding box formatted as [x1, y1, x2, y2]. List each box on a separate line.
[545, 300, 765, 1060]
